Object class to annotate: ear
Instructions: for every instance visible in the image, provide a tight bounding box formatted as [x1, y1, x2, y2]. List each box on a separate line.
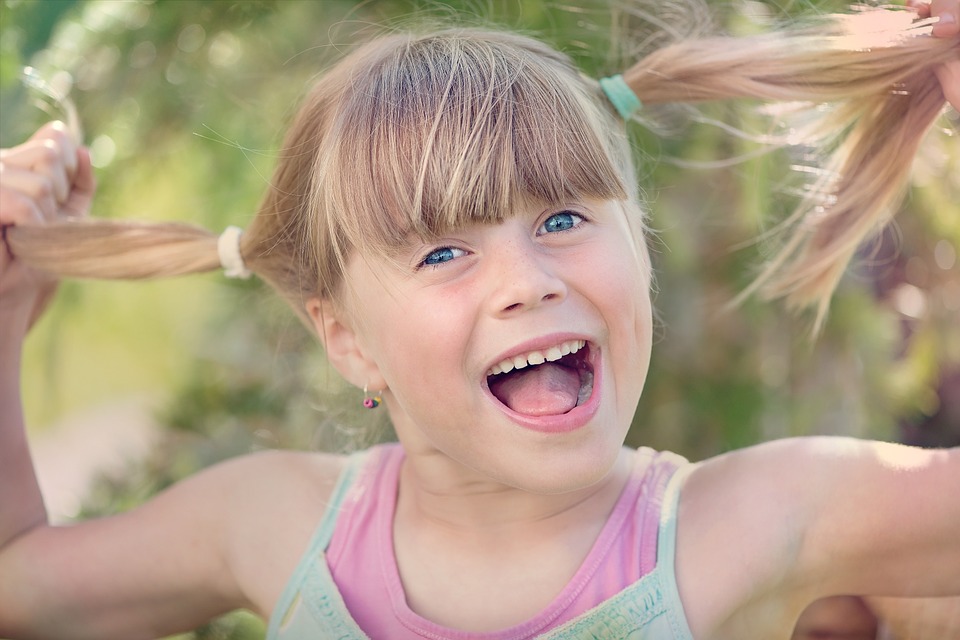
[305, 297, 386, 390]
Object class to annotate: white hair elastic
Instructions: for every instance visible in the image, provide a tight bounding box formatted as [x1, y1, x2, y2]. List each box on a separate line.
[218, 225, 252, 279]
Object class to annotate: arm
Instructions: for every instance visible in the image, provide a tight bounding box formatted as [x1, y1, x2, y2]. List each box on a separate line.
[0, 452, 340, 640]
[675, 438, 960, 639]
[0, 460, 251, 638]
[0, 124, 345, 637]
[0, 446, 344, 638]
[0, 122, 236, 637]
[792, 595, 960, 640]
[797, 439, 960, 598]
[867, 595, 960, 639]
[1, 121, 92, 546]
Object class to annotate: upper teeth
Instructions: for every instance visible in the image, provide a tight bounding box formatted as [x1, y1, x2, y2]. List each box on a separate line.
[488, 340, 586, 376]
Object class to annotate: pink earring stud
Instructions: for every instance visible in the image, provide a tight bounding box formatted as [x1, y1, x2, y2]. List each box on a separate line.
[363, 385, 382, 409]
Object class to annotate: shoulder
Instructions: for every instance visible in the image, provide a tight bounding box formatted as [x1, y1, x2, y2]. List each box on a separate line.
[192, 448, 349, 528]
[669, 438, 828, 637]
[219, 448, 349, 499]
[210, 449, 351, 616]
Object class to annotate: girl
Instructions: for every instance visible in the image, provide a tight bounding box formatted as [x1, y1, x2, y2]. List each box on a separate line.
[1, 1, 959, 638]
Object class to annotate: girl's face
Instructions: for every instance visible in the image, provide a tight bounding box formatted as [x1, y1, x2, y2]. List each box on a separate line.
[340, 198, 653, 494]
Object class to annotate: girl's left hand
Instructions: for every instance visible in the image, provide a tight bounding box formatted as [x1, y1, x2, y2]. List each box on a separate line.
[866, 595, 960, 640]
[909, 0, 960, 109]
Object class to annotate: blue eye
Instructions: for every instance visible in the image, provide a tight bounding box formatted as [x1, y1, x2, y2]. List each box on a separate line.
[421, 246, 465, 268]
[540, 211, 584, 234]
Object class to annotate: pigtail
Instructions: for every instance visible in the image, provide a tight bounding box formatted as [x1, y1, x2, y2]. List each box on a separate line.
[6, 220, 229, 280]
[619, 8, 958, 329]
[7, 5, 954, 333]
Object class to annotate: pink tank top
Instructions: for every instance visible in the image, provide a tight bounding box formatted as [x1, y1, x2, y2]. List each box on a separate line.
[325, 444, 683, 639]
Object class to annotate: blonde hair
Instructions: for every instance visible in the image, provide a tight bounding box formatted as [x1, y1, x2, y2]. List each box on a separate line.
[6, 7, 958, 330]
[617, 9, 957, 328]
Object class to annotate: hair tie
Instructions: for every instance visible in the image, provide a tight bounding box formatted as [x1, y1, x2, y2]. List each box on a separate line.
[218, 226, 252, 279]
[599, 74, 642, 120]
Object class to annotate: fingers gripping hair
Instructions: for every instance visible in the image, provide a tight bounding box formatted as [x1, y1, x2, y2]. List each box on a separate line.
[618, 7, 958, 329]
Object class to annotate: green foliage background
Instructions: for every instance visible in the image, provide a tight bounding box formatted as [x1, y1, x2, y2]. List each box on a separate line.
[2, 0, 958, 637]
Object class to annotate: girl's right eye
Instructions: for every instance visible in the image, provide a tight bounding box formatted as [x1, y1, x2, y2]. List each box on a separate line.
[419, 246, 466, 268]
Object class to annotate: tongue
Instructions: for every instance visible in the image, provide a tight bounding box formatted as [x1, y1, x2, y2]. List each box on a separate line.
[489, 362, 581, 416]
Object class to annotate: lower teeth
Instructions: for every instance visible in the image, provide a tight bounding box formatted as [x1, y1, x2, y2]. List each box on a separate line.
[576, 371, 594, 406]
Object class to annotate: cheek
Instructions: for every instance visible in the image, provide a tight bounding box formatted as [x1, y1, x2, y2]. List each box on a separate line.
[587, 242, 651, 330]
[360, 292, 475, 399]
[583, 241, 653, 382]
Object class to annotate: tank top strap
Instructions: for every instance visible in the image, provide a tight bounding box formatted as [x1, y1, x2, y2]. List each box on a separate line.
[268, 447, 698, 640]
[535, 455, 698, 640]
[266, 448, 374, 640]
[312, 449, 372, 550]
[656, 459, 698, 640]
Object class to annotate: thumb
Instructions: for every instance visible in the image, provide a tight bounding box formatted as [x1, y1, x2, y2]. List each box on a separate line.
[935, 60, 960, 111]
[64, 146, 95, 218]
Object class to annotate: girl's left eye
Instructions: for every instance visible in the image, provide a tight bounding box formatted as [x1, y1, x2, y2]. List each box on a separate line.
[419, 246, 467, 268]
[538, 211, 585, 235]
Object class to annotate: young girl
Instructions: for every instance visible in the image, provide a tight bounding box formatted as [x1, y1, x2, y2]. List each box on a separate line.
[1, 1, 958, 638]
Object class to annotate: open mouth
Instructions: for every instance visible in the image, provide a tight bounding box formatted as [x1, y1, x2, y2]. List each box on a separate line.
[486, 340, 595, 417]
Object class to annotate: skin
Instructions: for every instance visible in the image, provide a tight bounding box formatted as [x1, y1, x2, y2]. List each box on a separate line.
[0, 4, 959, 638]
[308, 200, 653, 629]
[792, 597, 878, 640]
[914, 0, 960, 110]
[313, 200, 652, 496]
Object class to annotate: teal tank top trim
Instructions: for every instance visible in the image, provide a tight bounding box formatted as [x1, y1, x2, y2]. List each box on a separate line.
[266, 454, 697, 640]
[535, 461, 695, 640]
[266, 449, 372, 640]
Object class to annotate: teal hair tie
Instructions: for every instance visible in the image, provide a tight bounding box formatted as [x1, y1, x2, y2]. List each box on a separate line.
[599, 74, 641, 120]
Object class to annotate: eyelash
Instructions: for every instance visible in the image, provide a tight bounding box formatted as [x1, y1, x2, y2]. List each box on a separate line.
[418, 246, 467, 270]
[537, 210, 586, 235]
[415, 210, 588, 270]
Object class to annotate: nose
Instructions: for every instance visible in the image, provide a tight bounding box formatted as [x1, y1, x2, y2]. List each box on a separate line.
[486, 237, 567, 316]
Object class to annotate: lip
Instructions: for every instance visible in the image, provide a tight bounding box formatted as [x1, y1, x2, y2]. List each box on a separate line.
[482, 333, 602, 434]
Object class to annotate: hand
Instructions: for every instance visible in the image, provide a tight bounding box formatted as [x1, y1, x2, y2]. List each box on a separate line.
[791, 596, 877, 640]
[0, 121, 95, 333]
[866, 595, 960, 640]
[909, 0, 960, 109]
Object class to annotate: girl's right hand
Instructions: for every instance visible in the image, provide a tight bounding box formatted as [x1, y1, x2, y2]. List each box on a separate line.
[909, 0, 960, 109]
[0, 121, 95, 333]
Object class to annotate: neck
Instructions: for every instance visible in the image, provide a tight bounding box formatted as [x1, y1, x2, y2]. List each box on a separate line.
[395, 443, 635, 534]
[389, 444, 639, 632]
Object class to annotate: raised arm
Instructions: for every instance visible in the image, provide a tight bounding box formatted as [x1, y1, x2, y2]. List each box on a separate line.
[675, 438, 960, 639]
[792, 439, 959, 597]
[0, 124, 343, 638]
[0, 121, 93, 546]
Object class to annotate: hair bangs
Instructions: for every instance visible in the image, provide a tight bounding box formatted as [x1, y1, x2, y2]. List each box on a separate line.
[320, 29, 630, 266]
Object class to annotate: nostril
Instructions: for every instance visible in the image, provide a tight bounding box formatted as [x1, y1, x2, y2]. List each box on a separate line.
[504, 302, 522, 312]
